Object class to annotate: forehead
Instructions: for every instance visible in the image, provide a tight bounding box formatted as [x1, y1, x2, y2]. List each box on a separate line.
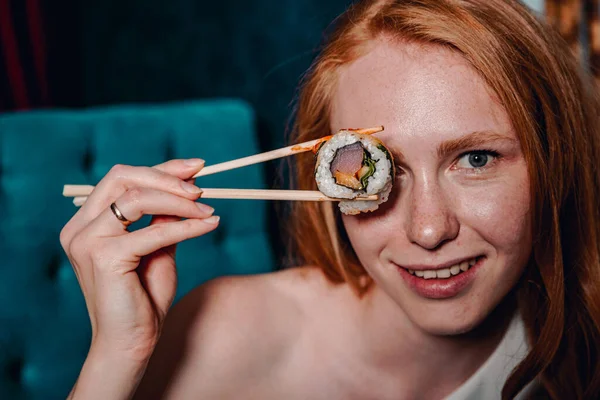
[330, 39, 513, 147]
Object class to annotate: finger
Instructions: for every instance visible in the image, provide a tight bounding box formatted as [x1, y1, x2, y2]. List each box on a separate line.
[138, 247, 178, 317]
[61, 160, 204, 251]
[79, 161, 205, 222]
[147, 215, 180, 257]
[136, 213, 180, 315]
[144, 175, 197, 257]
[137, 180, 200, 311]
[115, 216, 220, 259]
[88, 187, 215, 237]
[152, 158, 205, 179]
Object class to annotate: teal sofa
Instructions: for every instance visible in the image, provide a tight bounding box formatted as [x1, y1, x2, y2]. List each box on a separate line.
[0, 100, 276, 399]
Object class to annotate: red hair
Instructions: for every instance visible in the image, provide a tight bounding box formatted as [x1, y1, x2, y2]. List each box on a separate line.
[287, 0, 600, 398]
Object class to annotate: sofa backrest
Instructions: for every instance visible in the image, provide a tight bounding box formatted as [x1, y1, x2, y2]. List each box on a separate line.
[0, 99, 276, 399]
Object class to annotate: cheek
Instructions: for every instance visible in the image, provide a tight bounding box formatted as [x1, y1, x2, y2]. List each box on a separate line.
[342, 214, 390, 260]
[458, 177, 531, 254]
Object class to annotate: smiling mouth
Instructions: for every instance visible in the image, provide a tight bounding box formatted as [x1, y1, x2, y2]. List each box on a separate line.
[402, 256, 482, 280]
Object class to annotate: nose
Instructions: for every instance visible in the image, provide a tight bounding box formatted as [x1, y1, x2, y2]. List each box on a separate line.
[404, 178, 459, 250]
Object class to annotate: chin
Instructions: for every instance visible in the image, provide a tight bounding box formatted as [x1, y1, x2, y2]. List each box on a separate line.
[409, 309, 486, 336]
[401, 295, 503, 337]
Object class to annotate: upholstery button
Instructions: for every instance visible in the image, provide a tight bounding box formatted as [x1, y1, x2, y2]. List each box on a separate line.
[47, 254, 61, 281]
[82, 146, 95, 174]
[212, 223, 226, 244]
[164, 135, 175, 160]
[5, 358, 23, 383]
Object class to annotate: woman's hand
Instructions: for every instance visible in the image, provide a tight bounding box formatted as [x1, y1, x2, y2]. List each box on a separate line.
[60, 158, 219, 364]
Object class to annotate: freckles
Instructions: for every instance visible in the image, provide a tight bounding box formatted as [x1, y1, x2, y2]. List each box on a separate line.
[465, 184, 530, 243]
[343, 213, 400, 253]
[342, 215, 380, 245]
[412, 210, 440, 234]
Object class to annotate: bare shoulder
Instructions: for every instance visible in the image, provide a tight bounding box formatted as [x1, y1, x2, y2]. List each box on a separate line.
[134, 266, 337, 399]
[269, 265, 352, 307]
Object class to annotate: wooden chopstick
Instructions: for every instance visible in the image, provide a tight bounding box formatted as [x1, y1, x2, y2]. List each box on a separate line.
[63, 126, 384, 205]
[70, 189, 378, 207]
[192, 126, 384, 177]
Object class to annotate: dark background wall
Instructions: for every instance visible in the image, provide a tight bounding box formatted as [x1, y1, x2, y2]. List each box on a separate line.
[43, 0, 353, 151]
[3, 0, 545, 158]
[2, 0, 353, 157]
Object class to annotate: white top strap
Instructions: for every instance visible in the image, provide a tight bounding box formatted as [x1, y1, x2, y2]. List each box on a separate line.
[444, 314, 539, 399]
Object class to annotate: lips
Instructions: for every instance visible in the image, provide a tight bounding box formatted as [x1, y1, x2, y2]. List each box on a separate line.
[403, 257, 480, 280]
[395, 256, 485, 299]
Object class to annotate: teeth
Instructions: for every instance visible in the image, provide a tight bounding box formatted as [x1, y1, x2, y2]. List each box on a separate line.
[407, 257, 479, 279]
[436, 268, 451, 279]
[424, 270, 437, 279]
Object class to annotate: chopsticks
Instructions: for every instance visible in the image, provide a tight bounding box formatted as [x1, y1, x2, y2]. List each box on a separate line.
[62, 125, 384, 204]
[191, 125, 383, 178]
[68, 189, 378, 207]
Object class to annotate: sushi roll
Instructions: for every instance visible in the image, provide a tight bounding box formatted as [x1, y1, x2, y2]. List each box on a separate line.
[314, 129, 395, 215]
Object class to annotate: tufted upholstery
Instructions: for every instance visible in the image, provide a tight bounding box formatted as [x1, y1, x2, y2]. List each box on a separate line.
[0, 100, 276, 399]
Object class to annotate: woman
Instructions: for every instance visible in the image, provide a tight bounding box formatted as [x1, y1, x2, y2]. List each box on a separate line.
[60, 0, 600, 398]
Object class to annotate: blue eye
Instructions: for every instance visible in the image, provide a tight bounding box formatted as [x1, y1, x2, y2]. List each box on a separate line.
[456, 150, 498, 169]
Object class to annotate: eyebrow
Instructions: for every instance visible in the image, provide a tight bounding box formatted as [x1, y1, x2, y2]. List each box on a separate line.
[387, 131, 517, 165]
[437, 131, 517, 158]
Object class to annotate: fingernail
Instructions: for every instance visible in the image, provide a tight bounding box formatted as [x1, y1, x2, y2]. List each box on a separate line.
[182, 181, 202, 194]
[196, 202, 215, 215]
[184, 158, 205, 168]
[203, 215, 220, 225]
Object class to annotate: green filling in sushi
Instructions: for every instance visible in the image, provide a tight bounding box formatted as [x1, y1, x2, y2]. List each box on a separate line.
[358, 152, 376, 190]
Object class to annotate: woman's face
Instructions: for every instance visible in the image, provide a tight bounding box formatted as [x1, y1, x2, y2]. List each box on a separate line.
[332, 39, 532, 335]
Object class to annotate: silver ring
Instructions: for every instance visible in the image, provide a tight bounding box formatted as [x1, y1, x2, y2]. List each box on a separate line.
[110, 202, 131, 227]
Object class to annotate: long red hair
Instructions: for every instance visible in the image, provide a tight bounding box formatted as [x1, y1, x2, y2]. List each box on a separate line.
[286, 0, 600, 398]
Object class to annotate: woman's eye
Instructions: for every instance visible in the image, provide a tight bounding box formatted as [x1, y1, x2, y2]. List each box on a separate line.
[455, 151, 498, 169]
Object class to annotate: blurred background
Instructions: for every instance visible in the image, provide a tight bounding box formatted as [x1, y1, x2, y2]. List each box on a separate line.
[0, 0, 597, 398]
[1, 0, 360, 147]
